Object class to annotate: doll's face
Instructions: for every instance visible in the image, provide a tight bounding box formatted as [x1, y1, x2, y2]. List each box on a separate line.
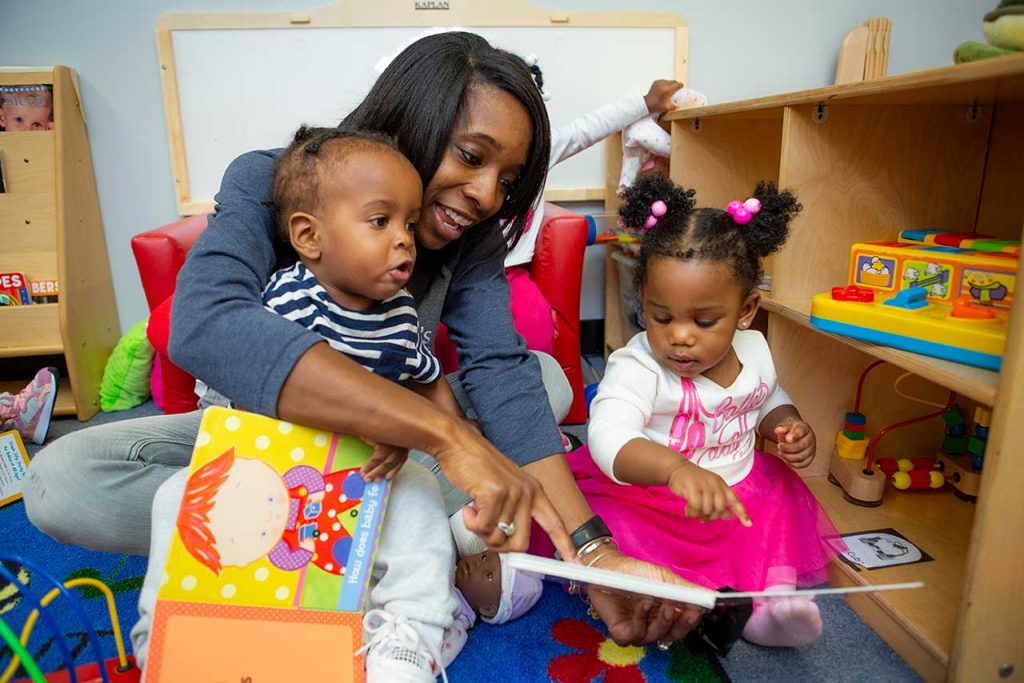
[206, 457, 291, 568]
[454, 550, 502, 619]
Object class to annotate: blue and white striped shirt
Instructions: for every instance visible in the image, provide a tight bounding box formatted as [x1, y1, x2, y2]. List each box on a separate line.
[262, 262, 441, 384]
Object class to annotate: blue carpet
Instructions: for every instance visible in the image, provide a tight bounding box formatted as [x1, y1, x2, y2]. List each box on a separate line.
[0, 500, 148, 677]
[0, 403, 921, 681]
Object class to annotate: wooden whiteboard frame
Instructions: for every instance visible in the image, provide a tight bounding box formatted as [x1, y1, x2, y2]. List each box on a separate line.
[156, 0, 688, 216]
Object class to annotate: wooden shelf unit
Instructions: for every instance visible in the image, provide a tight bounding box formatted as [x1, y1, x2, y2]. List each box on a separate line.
[0, 66, 119, 420]
[654, 55, 1024, 681]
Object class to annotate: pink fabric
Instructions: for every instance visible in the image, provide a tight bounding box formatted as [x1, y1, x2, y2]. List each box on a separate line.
[567, 446, 839, 591]
[150, 355, 164, 411]
[505, 266, 554, 356]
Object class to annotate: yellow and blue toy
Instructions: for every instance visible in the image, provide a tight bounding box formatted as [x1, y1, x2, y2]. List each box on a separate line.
[810, 229, 1018, 370]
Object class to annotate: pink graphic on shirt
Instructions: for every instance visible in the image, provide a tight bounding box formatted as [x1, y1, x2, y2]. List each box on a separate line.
[668, 378, 709, 453]
[667, 377, 771, 466]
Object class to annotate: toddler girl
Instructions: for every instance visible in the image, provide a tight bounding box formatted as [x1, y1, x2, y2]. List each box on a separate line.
[570, 174, 838, 648]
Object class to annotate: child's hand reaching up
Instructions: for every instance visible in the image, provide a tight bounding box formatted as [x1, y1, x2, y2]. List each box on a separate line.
[361, 441, 409, 482]
[644, 79, 686, 114]
[774, 418, 816, 469]
[667, 463, 752, 527]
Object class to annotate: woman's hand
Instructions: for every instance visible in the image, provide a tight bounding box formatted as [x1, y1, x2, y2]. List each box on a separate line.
[435, 421, 575, 560]
[585, 550, 708, 646]
[667, 463, 751, 526]
[774, 418, 816, 469]
[361, 441, 409, 482]
[644, 79, 685, 114]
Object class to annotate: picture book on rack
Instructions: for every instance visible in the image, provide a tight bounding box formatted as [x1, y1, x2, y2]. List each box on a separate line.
[146, 406, 389, 683]
[0, 430, 30, 508]
[0, 84, 53, 132]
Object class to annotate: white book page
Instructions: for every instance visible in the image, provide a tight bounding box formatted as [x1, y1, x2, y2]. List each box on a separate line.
[505, 553, 923, 607]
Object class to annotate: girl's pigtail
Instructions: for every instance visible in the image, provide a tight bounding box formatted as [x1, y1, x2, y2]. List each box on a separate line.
[618, 174, 695, 233]
[743, 181, 801, 258]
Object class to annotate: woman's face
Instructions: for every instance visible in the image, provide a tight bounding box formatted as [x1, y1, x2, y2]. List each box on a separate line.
[417, 82, 533, 250]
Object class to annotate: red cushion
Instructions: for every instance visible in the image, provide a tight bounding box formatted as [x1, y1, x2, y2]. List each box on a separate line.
[131, 214, 208, 310]
[146, 296, 198, 414]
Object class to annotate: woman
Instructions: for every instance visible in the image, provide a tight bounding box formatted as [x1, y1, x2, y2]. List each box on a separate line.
[24, 32, 701, 647]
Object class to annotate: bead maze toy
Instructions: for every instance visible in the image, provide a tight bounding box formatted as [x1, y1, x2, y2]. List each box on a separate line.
[829, 360, 963, 506]
[934, 404, 990, 501]
[0, 553, 139, 683]
[810, 229, 1018, 370]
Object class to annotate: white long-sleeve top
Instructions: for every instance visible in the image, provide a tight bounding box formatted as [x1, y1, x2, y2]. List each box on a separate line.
[504, 95, 650, 267]
[588, 330, 792, 486]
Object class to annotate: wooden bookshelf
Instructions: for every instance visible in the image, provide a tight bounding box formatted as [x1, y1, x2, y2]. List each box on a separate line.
[0, 66, 119, 419]
[596, 55, 1024, 680]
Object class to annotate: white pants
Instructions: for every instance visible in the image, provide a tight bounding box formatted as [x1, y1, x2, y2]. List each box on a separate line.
[131, 460, 459, 672]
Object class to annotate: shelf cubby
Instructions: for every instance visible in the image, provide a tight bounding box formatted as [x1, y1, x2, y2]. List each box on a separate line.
[654, 55, 1024, 681]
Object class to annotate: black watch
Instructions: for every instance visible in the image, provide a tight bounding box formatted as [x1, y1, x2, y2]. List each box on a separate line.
[570, 515, 612, 550]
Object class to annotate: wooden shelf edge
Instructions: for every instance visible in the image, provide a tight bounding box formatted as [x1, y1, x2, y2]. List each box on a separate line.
[0, 344, 64, 358]
[760, 298, 998, 405]
[663, 53, 1024, 122]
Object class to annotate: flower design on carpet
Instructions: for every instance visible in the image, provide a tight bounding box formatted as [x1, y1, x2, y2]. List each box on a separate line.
[548, 618, 647, 683]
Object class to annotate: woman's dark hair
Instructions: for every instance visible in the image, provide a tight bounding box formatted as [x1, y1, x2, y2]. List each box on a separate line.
[621, 174, 802, 297]
[269, 126, 405, 243]
[341, 31, 551, 249]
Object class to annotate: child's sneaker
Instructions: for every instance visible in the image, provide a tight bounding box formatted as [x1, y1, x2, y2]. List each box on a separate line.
[359, 608, 447, 683]
[0, 367, 59, 445]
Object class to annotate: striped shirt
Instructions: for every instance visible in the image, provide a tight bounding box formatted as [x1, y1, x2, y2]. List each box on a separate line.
[262, 262, 441, 384]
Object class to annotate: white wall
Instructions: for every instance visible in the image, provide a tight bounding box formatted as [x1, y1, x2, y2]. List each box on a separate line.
[0, 0, 990, 329]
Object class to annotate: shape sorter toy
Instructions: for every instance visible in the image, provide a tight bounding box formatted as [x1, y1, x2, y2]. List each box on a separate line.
[810, 230, 1018, 370]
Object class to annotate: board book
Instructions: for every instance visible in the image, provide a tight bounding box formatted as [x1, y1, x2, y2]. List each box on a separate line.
[145, 406, 389, 682]
[506, 553, 924, 607]
[0, 430, 30, 507]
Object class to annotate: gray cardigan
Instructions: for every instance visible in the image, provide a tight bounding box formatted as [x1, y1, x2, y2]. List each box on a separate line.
[170, 149, 563, 465]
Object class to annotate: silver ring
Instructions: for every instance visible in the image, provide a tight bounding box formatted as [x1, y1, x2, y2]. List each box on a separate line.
[496, 520, 517, 536]
[656, 640, 671, 652]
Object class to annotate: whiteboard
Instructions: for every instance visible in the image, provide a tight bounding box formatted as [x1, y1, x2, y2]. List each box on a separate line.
[157, 1, 687, 215]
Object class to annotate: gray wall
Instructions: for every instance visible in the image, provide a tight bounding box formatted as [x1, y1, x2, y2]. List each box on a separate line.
[0, 1, 990, 329]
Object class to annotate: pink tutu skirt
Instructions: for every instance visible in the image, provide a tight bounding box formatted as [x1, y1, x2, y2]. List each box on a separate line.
[567, 446, 840, 592]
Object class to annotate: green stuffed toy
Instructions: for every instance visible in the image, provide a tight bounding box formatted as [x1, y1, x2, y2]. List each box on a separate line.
[955, 0, 1024, 63]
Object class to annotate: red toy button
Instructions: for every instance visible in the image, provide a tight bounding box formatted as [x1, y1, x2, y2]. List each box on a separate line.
[831, 285, 874, 302]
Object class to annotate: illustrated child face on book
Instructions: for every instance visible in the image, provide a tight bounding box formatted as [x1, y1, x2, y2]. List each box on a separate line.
[177, 448, 291, 572]
[455, 550, 543, 624]
[272, 129, 423, 311]
[205, 456, 291, 567]
[0, 88, 53, 131]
